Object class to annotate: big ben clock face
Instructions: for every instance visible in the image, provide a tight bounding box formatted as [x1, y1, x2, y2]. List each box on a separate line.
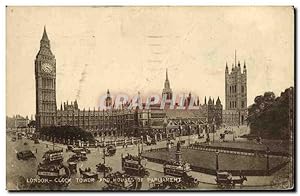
[41, 63, 53, 73]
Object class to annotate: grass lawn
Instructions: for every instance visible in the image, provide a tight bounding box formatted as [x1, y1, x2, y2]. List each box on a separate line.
[143, 148, 287, 171]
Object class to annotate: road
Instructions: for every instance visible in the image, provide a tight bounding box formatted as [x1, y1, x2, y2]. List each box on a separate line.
[6, 130, 290, 191]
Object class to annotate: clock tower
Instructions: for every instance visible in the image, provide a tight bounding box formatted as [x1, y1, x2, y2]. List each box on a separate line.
[35, 26, 57, 130]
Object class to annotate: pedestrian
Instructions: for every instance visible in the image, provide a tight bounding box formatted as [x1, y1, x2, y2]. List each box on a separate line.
[35, 148, 37, 153]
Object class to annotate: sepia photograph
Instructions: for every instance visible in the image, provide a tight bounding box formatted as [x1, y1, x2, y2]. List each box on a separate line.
[5, 6, 295, 191]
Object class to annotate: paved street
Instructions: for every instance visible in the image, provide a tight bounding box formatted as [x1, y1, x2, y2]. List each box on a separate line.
[6, 130, 290, 190]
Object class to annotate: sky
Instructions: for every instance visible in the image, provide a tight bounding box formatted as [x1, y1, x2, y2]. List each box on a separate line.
[6, 6, 294, 117]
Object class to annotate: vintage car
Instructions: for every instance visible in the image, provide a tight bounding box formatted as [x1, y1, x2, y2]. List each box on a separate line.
[16, 150, 36, 160]
[34, 139, 40, 144]
[79, 168, 98, 181]
[121, 154, 149, 177]
[11, 137, 16, 142]
[96, 163, 112, 173]
[67, 152, 87, 162]
[83, 147, 91, 154]
[105, 145, 116, 156]
[66, 145, 74, 152]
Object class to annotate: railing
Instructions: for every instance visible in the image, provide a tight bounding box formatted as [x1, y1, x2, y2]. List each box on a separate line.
[188, 144, 290, 157]
[142, 147, 290, 176]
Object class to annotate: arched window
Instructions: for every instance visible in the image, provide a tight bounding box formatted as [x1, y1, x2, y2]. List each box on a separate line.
[241, 86, 244, 93]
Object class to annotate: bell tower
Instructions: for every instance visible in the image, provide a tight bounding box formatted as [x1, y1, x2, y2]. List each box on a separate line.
[35, 26, 57, 130]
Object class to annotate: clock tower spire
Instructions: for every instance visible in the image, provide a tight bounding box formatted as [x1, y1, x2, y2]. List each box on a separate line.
[35, 26, 57, 131]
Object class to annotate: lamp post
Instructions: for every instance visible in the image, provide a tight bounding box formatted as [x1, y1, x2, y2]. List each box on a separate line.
[188, 125, 191, 146]
[103, 148, 106, 177]
[266, 146, 270, 175]
[140, 135, 144, 155]
[216, 150, 220, 171]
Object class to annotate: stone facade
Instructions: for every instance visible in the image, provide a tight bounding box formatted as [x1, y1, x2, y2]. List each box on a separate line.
[35, 28, 222, 137]
[223, 54, 247, 126]
[35, 27, 57, 130]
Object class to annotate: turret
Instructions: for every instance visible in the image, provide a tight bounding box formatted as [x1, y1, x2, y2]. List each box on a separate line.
[225, 62, 229, 74]
[107, 89, 111, 98]
[74, 99, 78, 109]
[216, 96, 221, 105]
[243, 60, 247, 74]
[208, 97, 213, 105]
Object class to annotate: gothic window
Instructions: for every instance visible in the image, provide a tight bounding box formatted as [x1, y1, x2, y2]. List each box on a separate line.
[230, 86, 231, 93]
[241, 101, 245, 108]
[241, 85, 244, 93]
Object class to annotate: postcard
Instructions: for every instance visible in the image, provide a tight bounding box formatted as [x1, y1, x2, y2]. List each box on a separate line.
[6, 6, 295, 191]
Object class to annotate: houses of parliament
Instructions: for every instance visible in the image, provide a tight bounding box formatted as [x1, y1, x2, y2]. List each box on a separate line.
[35, 27, 247, 137]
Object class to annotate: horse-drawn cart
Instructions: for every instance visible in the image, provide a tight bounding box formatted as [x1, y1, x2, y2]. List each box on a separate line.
[215, 171, 247, 188]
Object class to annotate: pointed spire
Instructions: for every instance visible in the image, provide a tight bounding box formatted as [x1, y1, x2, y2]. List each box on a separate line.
[234, 49, 237, 67]
[244, 60, 246, 68]
[204, 96, 207, 105]
[42, 26, 49, 41]
[60, 102, 63, 110]
[166, 68, 169, 81]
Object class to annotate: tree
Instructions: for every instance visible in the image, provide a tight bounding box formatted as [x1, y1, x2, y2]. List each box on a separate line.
[247, 88, 293, 139]
[40, 126, 95, 142]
